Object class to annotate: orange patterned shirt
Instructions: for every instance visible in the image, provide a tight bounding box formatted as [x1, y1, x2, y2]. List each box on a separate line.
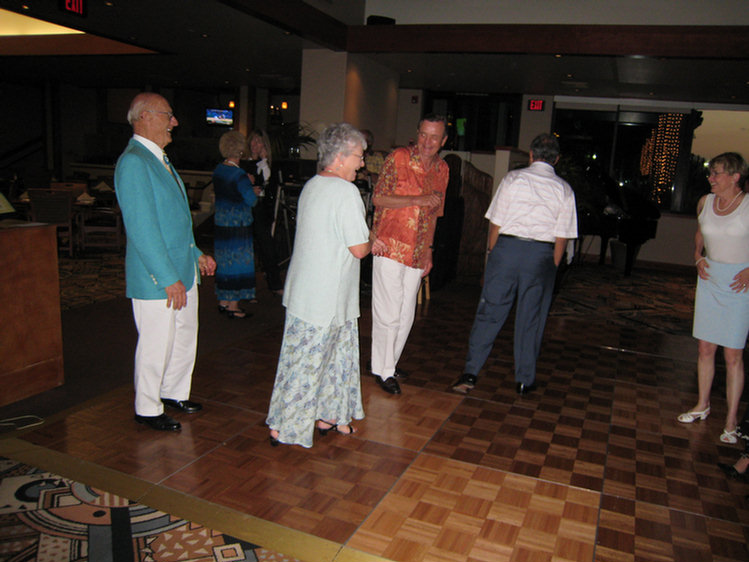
[372, 145, 449, 269]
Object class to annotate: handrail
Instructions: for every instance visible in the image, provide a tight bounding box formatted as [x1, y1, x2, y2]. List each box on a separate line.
[0, 137, 44, 170]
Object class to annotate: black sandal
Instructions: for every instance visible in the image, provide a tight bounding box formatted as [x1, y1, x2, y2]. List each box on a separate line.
[225, 308, 250, 319]
[335, 424, 357, 436]
[317, 420, 337, 436]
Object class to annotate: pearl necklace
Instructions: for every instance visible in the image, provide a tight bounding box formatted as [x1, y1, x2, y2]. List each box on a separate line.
[224, 159, 240, 167]
[716, 190, 744, 212]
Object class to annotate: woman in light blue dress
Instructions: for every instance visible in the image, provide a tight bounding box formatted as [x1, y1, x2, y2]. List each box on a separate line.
[678, 152, 749, 444]
[266, 123, 386, 448]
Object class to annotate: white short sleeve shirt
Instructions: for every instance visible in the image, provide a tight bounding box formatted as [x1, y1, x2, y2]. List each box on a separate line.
[485, 161, 578, 242]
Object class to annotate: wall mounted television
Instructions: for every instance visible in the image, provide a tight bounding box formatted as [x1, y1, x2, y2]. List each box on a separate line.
[206, 108, 233, 126]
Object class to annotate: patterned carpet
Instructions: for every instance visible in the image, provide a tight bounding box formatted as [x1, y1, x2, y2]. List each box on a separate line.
[58, 253, 126, 311]
[0, 457, 299, 562]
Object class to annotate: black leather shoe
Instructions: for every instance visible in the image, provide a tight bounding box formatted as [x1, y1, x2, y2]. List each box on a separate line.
[135, 413, 181, 431]
[516, 382, 537, 395]
[394, 367, 409, 379]
[161, 399, 202, 413]
[377, 376, 401, 394]
[451, 374, 477, 394]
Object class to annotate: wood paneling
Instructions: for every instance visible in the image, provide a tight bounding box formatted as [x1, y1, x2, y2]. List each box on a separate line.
[0, 224, 64, 406]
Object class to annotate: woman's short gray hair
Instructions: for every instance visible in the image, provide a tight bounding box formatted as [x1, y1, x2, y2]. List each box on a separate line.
[317, 123, 366, 169]
[219, 130, 249, 159]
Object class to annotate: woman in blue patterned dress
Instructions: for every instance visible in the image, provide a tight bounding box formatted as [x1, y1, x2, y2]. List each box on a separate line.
[266, 123, 386, 447]
[213, 131, 258, 319]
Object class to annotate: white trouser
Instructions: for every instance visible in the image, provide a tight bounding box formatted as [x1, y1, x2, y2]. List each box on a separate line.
[371, 256, 423, 380]
[132, 280, 198, 416]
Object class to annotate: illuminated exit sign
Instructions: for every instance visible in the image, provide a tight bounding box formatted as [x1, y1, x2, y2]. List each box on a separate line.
[528, 99, 545, 112]
[60, 0, 86, 17]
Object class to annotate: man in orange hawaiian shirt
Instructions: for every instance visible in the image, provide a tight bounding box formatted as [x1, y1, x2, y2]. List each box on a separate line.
[370, 114, 449, 394]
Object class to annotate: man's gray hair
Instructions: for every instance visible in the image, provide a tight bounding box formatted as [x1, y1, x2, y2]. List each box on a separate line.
[530, 133, 560, 164]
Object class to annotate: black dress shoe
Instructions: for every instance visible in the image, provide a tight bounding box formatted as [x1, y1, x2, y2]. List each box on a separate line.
[161, 398, 202, 413]
[516, 382, 537, 395]
[134, 413, 181, 431]
[377, 376, 401, 394]
[394, 367, 409, 379]
[451, 373, 477, 394]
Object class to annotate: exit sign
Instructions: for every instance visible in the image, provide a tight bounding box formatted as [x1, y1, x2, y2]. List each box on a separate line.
[528, 99, 545, 111]
[60, 0, 86, 17]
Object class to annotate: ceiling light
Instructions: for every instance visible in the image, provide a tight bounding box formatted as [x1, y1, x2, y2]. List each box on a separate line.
[0, 8, 84, 36]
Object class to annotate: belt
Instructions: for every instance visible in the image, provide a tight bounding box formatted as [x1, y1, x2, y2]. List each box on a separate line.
[499, 234, 553, 246]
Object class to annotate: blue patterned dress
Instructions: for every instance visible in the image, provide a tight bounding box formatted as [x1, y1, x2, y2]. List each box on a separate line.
[213, 163, 258, 301]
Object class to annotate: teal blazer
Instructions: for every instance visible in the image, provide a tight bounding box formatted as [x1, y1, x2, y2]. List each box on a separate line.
[115, 139, 202, 300]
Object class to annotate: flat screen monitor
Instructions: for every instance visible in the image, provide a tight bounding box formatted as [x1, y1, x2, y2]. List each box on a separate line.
[206, 108, 233, 126]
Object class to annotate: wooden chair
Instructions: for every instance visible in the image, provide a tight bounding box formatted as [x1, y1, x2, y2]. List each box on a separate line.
[49, 181, 87, 198]
[79, 204, 123, 252]
[27, 189, 75, 257]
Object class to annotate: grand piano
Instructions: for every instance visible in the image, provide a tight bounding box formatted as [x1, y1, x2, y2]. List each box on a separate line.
[580, 183, 660, 276]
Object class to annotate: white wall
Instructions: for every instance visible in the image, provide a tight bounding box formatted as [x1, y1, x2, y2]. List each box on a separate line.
[365, 0, 749, 25]
[344, 54, 399, 151]
[693, 110, 749, 161]
[519, 95, 554, 152]
[395, 89, 423, 148]
[299, 48, 348, 158]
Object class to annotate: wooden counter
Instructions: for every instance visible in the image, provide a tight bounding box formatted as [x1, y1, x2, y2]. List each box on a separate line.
[0, 223, 64, 406]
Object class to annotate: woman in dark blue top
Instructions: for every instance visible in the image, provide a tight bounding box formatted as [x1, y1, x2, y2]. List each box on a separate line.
[213, 131, 258, 318]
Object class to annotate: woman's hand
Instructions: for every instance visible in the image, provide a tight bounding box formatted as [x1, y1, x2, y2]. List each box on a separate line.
[371, 238, 388, 256]
[415, 192, 442, 209]
[696, 257, 710, 280]
[730, 266, 749, 292]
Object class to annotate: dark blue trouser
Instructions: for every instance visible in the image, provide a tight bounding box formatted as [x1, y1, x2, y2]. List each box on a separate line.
[463, 235, 557, 384]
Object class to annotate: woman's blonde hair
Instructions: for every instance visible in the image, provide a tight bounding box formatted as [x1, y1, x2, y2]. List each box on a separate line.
[219, 130, 249, 159]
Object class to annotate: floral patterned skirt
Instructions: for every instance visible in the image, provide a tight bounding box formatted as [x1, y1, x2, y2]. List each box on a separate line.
[266, 313, 364, 448]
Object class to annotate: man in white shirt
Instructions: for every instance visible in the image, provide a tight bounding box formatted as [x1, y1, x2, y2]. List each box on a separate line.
[452, 133, 577, 395]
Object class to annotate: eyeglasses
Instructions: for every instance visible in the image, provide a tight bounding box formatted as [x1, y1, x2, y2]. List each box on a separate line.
[708, 170, 727, 177]
[145, 109, 175, 120]
[351, 152, 364, 162]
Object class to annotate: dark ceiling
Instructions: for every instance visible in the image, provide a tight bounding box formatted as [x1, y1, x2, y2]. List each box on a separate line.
[1, 0, 748, 105]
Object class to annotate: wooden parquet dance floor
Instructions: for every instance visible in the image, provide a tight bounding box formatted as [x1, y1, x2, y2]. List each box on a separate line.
[3, 262, 748, 561]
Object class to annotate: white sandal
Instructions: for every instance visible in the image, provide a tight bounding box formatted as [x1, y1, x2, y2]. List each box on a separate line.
[677, 406, 710, 423]
[720, 428, 738, 444]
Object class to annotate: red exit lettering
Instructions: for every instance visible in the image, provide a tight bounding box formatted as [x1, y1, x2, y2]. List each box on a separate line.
[528, 99, 545, 112]
[62, 0, 85, 16]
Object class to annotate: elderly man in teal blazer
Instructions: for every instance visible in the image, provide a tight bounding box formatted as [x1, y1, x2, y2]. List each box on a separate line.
[115, 92, 216, 431]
